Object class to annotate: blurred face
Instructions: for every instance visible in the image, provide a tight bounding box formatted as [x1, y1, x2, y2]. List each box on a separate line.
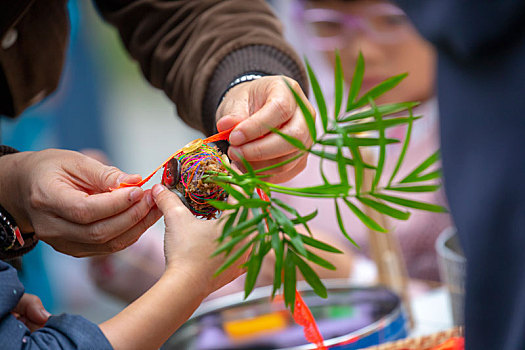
[302, 0, 436, 104]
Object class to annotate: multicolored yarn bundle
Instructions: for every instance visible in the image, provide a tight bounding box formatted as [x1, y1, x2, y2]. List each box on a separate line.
[169, 143, 228, 219]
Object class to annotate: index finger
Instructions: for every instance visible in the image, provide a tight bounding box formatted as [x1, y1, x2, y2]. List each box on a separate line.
[52, 184, 144, 225]
[229, 81, 306, 146]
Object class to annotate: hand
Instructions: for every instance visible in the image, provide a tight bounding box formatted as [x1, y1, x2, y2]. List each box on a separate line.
[0, 149, 162, 257]
[216, 76, 315, 183]
[151, 184, 247, 296]
[11, 293, 51, 332]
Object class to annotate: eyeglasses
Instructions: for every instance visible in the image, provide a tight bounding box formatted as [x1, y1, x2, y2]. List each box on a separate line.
[293, 2, 413, 51]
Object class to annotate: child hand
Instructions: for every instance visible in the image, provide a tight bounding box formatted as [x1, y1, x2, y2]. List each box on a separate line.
[11, 293, 51, 332]
[151, 184, 247, 296]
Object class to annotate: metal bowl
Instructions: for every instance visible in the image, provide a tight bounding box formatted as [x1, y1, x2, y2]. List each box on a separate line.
[162, 281, 408, 350]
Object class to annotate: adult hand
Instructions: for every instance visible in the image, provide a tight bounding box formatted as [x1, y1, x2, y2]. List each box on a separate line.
[216, 76, 315, 183]
[11, 293, 50, 332]
[151, 184, 247, 296]
[0, 149, 162, 257]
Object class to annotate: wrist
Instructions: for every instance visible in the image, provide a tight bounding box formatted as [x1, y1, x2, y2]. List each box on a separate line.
[163, 264, 211, 300]
[0, 151, 33, 233]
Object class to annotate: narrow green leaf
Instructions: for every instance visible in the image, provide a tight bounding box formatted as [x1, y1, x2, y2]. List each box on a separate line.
[284, 249, 297, 311]
[273, 198, 317, 234]
[388, 108, 414, 187]
[244, 241, 267, 298]
[217, 183, 248, 201]
[334, 199, 359, 248]
[300, 234, 343, 253]
[305, 249, 337, 270]
[212, 230, 252, 257]
[291, 210, 318, 235]
[319, 137, 399, 147]
[271, 232, 284, 297]
[270, 182, 352, 195]
[292, 252, 327, 298]
[400, 169, 442, 184]
[339, 102, 420, 123]
[254, 152, 304, 174]
[334, 50, 344, 119]
[208, 200, 240, 210]
[284, 79, 317, 140]
[271, 128, 308, 151]
[338, 116, 421, 134]
[356, 196, 410, 220]
[309, 149, 375, 169]
[343, 198, 388, 233]
[399, 150, 440, 183]
[219, 209, 240, 241]
[208, 198, 269, 210]
[344, 132, 364, 195]
[221, 212, 267, 239]
[352, 73, 408, 110]
[319, 150, 330, 185]
[214, 238, 253, 276]
[336, 137, 349, 186]
[289, 234, 308, 257]
[370, 98, 385, 192]
[345, 52, 364, 112]
[386, 184, 441, 192]
[371, 193, 448, 213]
[306, 58, 328, 132]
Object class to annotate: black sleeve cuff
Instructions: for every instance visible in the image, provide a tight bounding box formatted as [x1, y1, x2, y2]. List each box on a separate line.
[202, 44, 308, 136]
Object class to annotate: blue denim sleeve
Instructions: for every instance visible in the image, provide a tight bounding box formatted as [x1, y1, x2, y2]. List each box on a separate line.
[0, 261, 113, 350]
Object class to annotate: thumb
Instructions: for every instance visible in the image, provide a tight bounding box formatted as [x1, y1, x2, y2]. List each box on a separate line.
[13, 294, 50, 325]
[151, 184, 193, 225]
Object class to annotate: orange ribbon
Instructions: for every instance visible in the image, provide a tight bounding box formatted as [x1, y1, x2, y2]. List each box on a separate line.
[114, 127, 235, 189]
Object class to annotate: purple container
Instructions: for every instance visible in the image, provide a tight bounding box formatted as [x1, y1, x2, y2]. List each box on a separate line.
[162, 281, 408, 349]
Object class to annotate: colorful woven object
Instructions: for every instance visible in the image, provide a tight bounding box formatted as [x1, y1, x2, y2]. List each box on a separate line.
[166, 144, 228, 219]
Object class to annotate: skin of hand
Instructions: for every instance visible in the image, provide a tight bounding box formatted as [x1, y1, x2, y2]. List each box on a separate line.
[0, 149, 162, 257]
[11, 293, 51, 332]
[99, 184, 248, 350]
[216, 76, 315, 183]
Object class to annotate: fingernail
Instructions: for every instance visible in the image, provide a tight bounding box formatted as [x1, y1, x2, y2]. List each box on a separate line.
[129, 188, 143, 202]
[152, 184, 165, 198]
[229, 130, 246, 145]
[40, 309, 51, 319]
[228, 147, 243, 161]
[145, 191, 154, 207]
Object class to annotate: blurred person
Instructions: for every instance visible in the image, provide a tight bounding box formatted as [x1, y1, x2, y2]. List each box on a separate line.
[1, 184, 249, 349]
[393, 1, 525, 349]
[280, 0, 453, 282]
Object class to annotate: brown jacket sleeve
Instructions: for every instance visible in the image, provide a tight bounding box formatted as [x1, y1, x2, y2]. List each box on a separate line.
[94, 0, 307, 135]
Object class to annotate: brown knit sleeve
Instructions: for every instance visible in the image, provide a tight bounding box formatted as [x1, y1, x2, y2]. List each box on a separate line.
[94, 0, 307, 136]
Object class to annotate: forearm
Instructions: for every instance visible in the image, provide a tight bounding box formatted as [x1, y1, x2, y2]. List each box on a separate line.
[99, 269, 207, 350]
[94, 0, 307, 135]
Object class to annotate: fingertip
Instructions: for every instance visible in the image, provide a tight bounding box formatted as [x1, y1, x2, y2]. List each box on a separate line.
[152, 184, 167, 200]
[40, 309, 51, 321]
[116, 173, 142, 188]
[217, 115, 243, 132]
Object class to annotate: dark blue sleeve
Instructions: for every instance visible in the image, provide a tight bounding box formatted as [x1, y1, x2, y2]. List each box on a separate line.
[0, 261, 113, 349]
[394, 0, 525, 60]
[392, 2, 525, 350]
